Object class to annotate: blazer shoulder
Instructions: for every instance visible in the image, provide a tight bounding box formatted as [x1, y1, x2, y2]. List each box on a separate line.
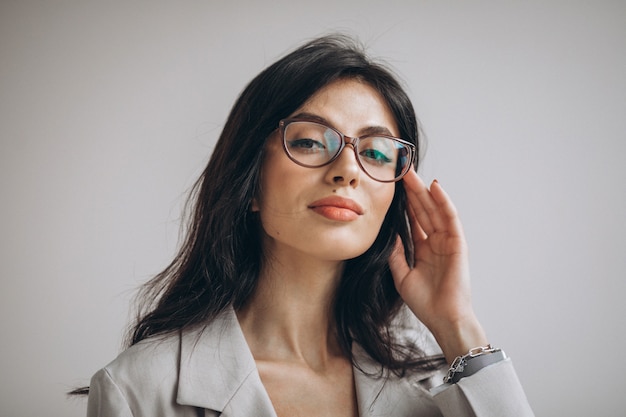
[100, 331, 183, 391]
[89, 329, 220, 417]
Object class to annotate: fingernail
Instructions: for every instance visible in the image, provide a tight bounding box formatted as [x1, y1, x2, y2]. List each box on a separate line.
[433, 179, 439, 184]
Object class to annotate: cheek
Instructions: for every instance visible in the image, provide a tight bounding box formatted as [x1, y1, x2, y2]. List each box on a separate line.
[372, 184, 396, 220]
[255, 155, 308, 226]
[255, 146, 284, 211]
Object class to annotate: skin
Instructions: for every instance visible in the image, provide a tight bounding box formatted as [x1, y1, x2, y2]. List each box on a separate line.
[238, 79, 487, 417]
[389, 171, 488, 365]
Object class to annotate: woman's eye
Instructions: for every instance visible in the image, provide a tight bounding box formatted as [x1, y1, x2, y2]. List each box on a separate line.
[360, 148, 392, 164]
[288, 138, 325, 152]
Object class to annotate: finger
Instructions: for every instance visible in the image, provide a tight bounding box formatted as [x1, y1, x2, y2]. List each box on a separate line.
[430, 180, 465, 237]
[406, 190, 432, 240]
[403, 170, 436, 235]
[388, 236, 411, 287]
[410, 211, 428, 242]
[404, 170, 447, 233]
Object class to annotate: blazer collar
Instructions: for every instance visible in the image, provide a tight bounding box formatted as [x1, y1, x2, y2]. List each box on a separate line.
[174, 307, 440, 417]
[176, 308, 277, 416]
[352, 344, 441, 417]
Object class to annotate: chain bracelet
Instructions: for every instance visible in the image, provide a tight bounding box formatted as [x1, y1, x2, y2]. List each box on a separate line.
[443, 344, 501, 383]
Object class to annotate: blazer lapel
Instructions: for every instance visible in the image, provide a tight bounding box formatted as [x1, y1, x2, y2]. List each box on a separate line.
[176, 308, 277, 417]
[175, 308, 441, 417]
[353, 344, 443, 417]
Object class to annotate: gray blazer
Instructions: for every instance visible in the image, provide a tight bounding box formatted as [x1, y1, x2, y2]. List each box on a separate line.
[87, 308, 534, 416]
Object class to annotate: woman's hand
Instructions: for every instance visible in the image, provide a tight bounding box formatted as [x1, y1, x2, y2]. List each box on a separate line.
[388, 169, 488, 363]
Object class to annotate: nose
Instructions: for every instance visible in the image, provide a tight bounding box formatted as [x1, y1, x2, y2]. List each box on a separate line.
[325, 143, 360, 188]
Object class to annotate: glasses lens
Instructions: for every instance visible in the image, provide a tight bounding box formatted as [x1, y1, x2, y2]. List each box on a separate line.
[283, 121, 342, 166]
[357, 137, 411, 182]
[282, 120, 413, 182]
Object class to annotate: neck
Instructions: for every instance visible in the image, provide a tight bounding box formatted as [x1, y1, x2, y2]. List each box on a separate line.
[237, 247, 346, 370]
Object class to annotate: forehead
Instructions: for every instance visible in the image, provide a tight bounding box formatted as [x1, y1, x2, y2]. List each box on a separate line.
[291, 78, 399, 137]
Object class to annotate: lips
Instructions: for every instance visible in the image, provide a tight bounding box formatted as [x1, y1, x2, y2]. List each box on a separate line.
[308, 196, 364, 221]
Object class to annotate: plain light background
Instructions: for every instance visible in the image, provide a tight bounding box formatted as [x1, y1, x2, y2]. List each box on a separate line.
[1, 1, 625, 416]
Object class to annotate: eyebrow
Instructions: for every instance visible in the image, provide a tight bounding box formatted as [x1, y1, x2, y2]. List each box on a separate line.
[290, 112, 397, 138]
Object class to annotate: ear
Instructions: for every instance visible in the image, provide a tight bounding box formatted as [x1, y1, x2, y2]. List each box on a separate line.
[251, 197, 260, 212]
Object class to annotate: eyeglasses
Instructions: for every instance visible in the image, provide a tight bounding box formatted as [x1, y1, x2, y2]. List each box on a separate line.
[278, 118, 415, 183]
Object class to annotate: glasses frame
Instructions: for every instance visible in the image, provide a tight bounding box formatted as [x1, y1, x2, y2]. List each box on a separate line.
[278, 118, 415, 183]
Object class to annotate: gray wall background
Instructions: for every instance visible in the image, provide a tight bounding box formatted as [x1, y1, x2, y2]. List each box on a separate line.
[1, 1, 625, 416]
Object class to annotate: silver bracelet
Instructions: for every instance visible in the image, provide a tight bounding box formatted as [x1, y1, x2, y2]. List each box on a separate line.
[443, 344, 506, 384]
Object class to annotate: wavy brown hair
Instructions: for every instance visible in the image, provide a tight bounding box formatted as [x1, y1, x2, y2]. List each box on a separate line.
[72, 34, 444, 396]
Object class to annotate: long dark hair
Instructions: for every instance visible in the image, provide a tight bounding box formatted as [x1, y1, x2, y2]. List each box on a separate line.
[122, 35, 444, 384]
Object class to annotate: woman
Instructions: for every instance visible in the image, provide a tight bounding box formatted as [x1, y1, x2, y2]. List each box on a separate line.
[84, 35, 534, 416]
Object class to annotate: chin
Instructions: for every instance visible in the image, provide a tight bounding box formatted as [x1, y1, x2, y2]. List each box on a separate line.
[318, 244, 373, 262]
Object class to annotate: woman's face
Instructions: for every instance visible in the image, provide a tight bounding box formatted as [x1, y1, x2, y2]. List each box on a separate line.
[255, 78, 398, 262]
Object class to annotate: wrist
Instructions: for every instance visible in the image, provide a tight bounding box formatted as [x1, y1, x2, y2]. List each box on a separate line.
[430, 314, 488, 364]
[444, 344, 507, 383]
